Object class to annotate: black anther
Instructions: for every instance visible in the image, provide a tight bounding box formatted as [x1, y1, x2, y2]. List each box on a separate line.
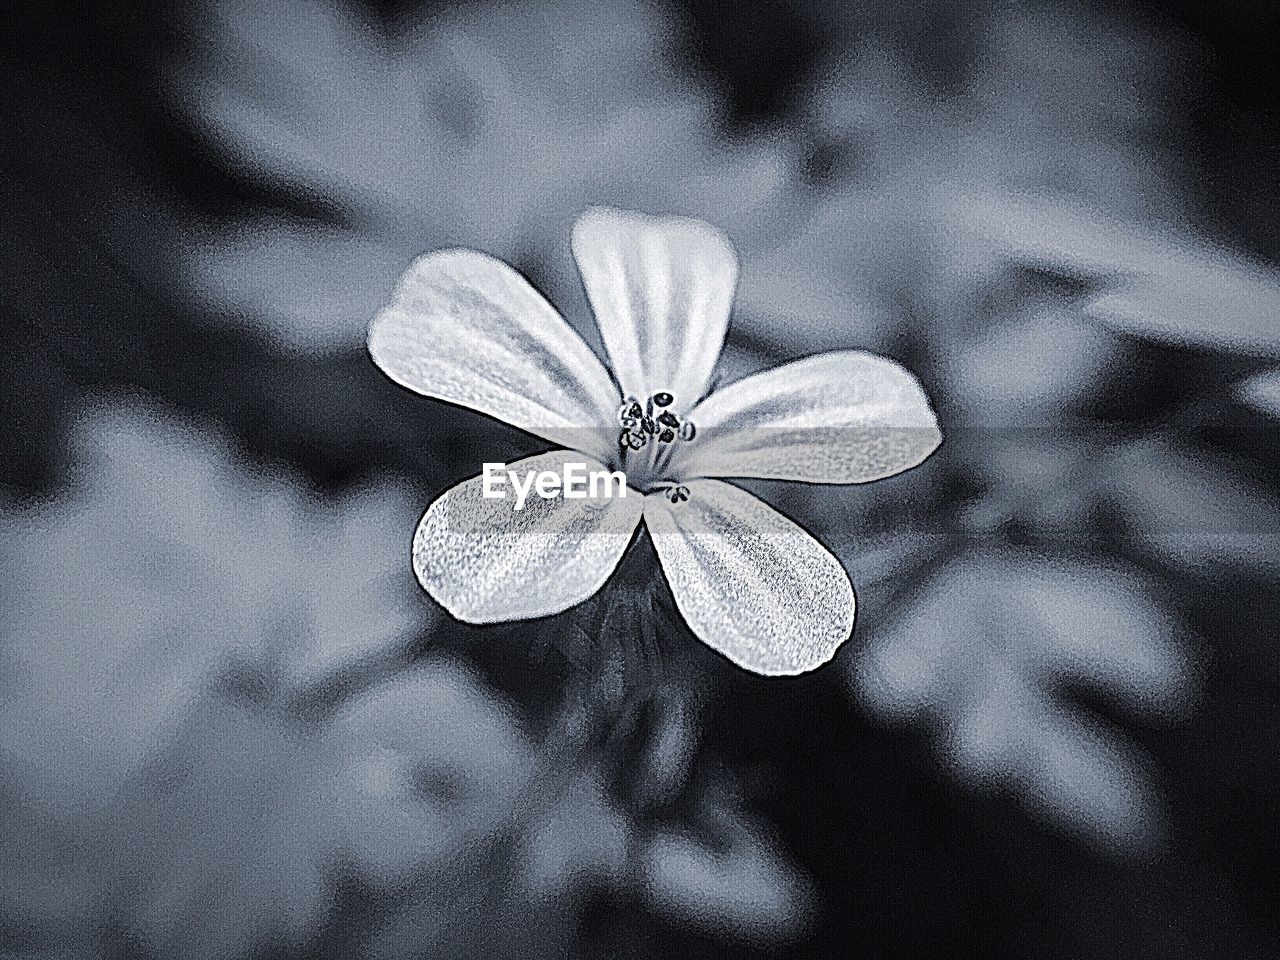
[620, 429, 648, 450]
[619, 400, 643, 424]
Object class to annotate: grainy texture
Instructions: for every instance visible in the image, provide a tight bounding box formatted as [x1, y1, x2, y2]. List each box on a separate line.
[572, 206, 738, 415]
[644, 479, 855, 675]
[370, 250, 620, 462]
[414, 451, 643, 622]
[676, 350, 943, 483]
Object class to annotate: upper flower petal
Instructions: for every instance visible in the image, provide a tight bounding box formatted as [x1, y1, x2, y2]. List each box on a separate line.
[413, 451, 642, 623]
[369, 250, 620, 462]
[644, 481, 854, 675]
[674, 351, 942, 484]
[572, 207, 737, 415]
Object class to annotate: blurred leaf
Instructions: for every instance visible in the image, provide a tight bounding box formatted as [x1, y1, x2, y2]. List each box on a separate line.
[0, 399, 424, 950]
[0, 773, 99, 954]
[164, 0, 921, 361]
[1235, 365, 1280, 419]
[317, 661, 534, 889]
[167, 0, 792, 353]
[343, 680, 816, 956]
[853, 549, 1194, 850]
[727, 187, 910, 355]
[106, 659, 548, 959]
[1101, 438, 1280, 579]
[792, 2, 1203, 357]
[636, 787, 815, 947]
[1084, 267, 1280, 360]
[945, 431, 1114, 544]
[801, 6, 1278, 360]
[939, 188, 1280, 358]
[182, 218, 412, 353]
[928, 302, 1127, 426]
[0, 400, 422, 795]
[625, 690, 701, 813]
[108, 690, 332, 960]
[520, 772, 630, 898]
[174, 0, 721, 230]
[805, 1, 1191, 214]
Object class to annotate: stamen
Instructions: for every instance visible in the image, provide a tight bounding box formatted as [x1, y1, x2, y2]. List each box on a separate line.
[619, 429, 647, 450]
[652, 480, 690, 504]
[619, 398, 642, 428]
[617, 391, 699, 469]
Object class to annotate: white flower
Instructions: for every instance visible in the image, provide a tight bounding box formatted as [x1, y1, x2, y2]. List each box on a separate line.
[368, 207, 941, 675]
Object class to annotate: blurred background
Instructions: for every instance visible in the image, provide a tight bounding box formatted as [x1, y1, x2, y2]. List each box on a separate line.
[3, 0, 1280, 957]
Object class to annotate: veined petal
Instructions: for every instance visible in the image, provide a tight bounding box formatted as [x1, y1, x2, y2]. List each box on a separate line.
[644, 481, 854, 675]
[572, 207, 737, 415]
[369, 250, 620, 462]
[414, 452, 642, 622]
[675, 351, 942, 484]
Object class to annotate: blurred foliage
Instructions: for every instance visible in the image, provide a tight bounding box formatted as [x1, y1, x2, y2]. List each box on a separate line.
[855, 550, 1194, 849]
[0, 403, 812, 957]
[0, 401, 421, 953]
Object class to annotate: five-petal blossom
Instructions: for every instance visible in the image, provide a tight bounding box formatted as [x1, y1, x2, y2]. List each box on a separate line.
[369, 207, 942, 675]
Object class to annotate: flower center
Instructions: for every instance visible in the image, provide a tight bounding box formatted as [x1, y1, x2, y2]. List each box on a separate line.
[617, 391, 695, 503]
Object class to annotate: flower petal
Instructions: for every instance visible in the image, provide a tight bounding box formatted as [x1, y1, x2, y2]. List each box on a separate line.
[369, 250, 620, 462]
[413, 451, 642, 622]
[572, 207, 737, 414]
[644, 481, 853, 675]
[675, 351, 942, 484]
